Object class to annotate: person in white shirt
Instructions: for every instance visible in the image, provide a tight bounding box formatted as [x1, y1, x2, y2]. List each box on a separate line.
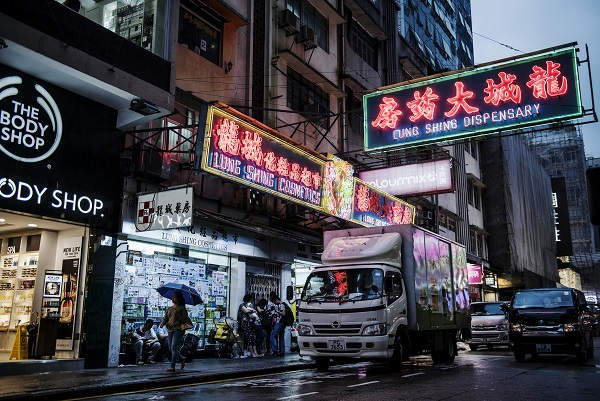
[132, 319, 161, 365]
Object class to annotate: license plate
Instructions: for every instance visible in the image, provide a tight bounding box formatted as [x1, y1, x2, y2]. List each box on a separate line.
[327, 339, 345, 350]
[536, 344, 552, 353]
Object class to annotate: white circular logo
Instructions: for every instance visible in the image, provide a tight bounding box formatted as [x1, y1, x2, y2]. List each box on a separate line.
[0, 76, 62, 163]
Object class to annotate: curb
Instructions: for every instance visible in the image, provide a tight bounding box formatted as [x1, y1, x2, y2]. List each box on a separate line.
[0, 361, 317, 401]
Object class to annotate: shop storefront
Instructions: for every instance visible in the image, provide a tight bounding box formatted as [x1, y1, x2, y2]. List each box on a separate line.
[102, 200, 300, 367]
[0, 62, 122, 363]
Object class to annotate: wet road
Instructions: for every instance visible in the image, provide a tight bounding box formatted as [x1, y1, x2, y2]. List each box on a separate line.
[79, 342, 600, 401]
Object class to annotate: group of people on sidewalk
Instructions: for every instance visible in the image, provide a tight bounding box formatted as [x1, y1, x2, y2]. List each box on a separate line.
[238, 291, 289, 358]
[132, 290, 292, 371]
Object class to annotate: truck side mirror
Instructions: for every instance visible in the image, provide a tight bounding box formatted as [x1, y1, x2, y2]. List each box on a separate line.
[499, 303, 509, 312]
[286, 285, 294, 301]
[384, 277, 393, 293]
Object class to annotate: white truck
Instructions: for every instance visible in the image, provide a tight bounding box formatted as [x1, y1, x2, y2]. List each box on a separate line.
[296, 225, 471, 371]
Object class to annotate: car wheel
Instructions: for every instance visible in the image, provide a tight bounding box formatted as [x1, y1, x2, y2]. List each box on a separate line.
[315, 357, 330, 372]
[577, 338, 588, 365]
[469, 344, 478, 351]
[513, 347, 526, 362]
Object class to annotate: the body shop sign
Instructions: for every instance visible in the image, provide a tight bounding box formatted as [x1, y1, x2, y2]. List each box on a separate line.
[364, 46, 582, 151]
[0, 64, 121, 229]
[200, 106, 325, 209]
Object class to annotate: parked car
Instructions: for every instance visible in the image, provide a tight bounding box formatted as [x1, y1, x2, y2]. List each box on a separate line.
[467, 302, 510, 350]
[501, 288, 594, 364]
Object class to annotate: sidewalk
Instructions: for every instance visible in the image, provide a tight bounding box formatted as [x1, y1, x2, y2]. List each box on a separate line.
[0, 353, 316, 401]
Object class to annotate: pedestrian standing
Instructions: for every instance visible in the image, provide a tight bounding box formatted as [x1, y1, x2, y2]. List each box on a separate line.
[269, 292, 286, 357]
[238, 293, 260, 357]
[160, 290, 191, 372]
[255, 298, 268, 354]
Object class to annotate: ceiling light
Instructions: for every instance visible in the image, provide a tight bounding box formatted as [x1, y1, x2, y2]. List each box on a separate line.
[0, 218, 5, 223]
[28, 223, 37, 227]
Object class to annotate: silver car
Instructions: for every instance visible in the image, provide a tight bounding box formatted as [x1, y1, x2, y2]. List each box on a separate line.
[468, 302, 510, 350]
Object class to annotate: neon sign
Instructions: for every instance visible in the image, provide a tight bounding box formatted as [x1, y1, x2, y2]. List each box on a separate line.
[351, 179, 415, 227]
[364, 47, 582, 151]
[200, 106, 325, 207]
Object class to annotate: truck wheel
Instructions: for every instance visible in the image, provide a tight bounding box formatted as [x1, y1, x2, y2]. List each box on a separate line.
[390, 337, 404, 371]
[315, 357, 330, 372]
[468, 344, 478, 351]
[513, 347, 526, 362]
[432, 334, 455, 364]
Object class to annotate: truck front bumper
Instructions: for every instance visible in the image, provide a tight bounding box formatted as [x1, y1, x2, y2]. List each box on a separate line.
[298, 335, 392, 359]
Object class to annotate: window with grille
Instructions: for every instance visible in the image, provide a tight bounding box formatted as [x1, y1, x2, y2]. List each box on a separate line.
[287, 0, 328, 51]
[350, 22, 377, 69]
[286, 67, 330, 127]
[163, 106, 198, 164]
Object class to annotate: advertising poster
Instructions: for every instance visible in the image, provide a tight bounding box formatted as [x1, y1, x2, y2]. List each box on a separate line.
[56, 237, 82, 351]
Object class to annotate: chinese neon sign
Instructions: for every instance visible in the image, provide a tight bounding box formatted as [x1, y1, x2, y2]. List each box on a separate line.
[364, 47, 582, 151]
[200, 106, 325, 208]
[351, 179, 415, 227]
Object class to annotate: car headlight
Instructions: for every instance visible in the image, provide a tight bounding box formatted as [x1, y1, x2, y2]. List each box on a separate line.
[297, 324, 314, 336]
[497, 324, 508, 331]
[563, 323, 578, 332]
[362, 323, 387, 336]
[509, 323, 524, 332]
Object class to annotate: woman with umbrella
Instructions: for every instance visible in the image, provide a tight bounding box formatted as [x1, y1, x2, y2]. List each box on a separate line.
[160, 291, 192, 372]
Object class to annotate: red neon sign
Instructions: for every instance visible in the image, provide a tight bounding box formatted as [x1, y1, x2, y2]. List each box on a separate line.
[203, 107, 324, 207]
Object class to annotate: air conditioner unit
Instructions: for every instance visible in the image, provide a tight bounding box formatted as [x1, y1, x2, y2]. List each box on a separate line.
[133, 145, 169, 182]
[297, 25, 317, 50]
[278, 9, 299, 36]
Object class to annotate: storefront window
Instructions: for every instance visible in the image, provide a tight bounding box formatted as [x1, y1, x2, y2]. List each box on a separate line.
[120, 241, 230, 351]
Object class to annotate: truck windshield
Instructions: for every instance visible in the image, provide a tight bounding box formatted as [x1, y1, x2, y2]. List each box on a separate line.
[512, 290, 573, 309]
[301, 268, 384, 302]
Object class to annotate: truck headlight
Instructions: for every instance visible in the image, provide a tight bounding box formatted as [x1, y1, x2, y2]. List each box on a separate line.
[362, 323, 387, 336]
[509, 323, 524, 333]
[563, 323, 578, 332]
[497, 324, 508, 331]
[297, 324, 314, 336]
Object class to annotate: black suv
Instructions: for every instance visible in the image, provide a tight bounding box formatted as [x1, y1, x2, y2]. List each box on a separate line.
[501, 288, 594, 364]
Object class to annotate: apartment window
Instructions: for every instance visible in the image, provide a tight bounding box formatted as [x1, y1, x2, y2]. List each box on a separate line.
[470, 230, 485, 256]
[64, 0, 168, 57]
[350, 22, 377, 69]
[287, 68, 330, 127]
[287, 0, 329, 51]
[467, 180, 482, 210]
[447, 217, 456, 232]
[465, 140, 479, 160]
[178, 2, 223, 66]
[163, 106, 198, 164]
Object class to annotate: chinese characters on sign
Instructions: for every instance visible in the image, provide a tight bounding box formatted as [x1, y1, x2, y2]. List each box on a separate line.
[201, 107, 325, 208]
[137, 187, 194, 232]
[351, 181, 415, 227]
[364, 47, 582, 151]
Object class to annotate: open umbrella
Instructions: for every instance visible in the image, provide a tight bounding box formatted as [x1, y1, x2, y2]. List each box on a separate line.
[156, 282, 203, 306]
